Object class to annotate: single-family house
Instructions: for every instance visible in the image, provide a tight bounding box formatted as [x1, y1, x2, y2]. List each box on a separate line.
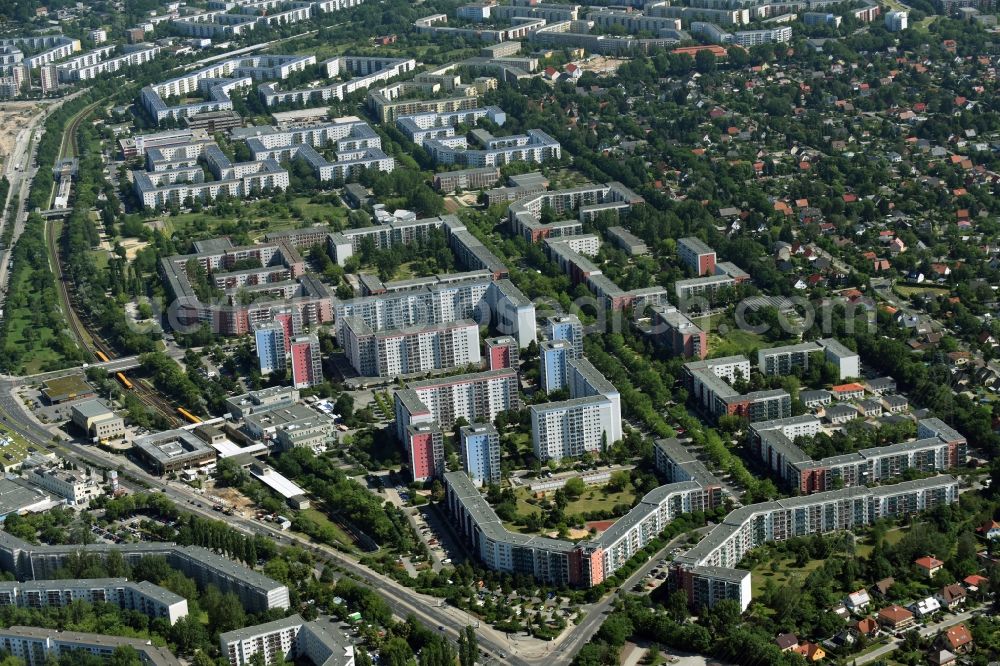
[938, 583, 966, 610]
[977, 519, 1000, 540]
[943, 624, 973, 653]
[845, 590, 871, 612]
[877, 605, 915, 630]
[775, 633, 799, 652]
[916, 556, 945, 578]
[911, 596, 941, 617]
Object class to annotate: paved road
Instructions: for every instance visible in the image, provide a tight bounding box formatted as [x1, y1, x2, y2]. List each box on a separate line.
[0, 91, 86, 303]
[549, 526, 712, 660]
[0, 381, 542, 664]
[0, 379, 706, 666]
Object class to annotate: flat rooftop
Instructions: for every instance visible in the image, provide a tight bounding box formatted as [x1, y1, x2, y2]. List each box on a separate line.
[42, 375, 94, 402]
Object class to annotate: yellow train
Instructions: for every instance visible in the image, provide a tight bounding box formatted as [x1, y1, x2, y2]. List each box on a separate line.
[177, 407, 202, 424]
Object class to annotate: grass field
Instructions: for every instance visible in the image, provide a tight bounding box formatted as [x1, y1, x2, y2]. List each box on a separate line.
[297, 507, 356, 550]
[855, 526, 908, 558]
[511, 484, 636, 525]
[751, 556, 828, 598]
[894, 285, 951, 298]
[5, 223, 71, 374]
[694, 314, 769, 358]
[161, 196, 349, 241]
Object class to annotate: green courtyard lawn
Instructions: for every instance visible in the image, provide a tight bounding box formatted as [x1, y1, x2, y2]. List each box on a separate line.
[694, 314, 771, 359]
[161, 196, 349, 241]
[507, 483, 637, 535]
[751, 556, 829, 599]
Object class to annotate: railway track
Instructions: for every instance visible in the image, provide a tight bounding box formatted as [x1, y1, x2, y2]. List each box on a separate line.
[49, 220, 181, 427]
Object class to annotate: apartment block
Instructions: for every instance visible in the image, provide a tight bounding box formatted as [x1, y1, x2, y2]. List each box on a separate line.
[540, 340, 573, 393]
[394, 368, 520, 440]
[442, 454, 958, 613]
[0, 579, 187, 625]
[406, 423, 444, 482]
[566, 357, 623, 443]
[159, 238, 333, 336]
[818, 338, 860, 380]
[484, 336, 519, 370]
[546, 314, 584, 359]
[684, 356, 791, 421]
[670, 476, 959, 611]
[751, 418, 967, 494]
[334, 275, 534, 348]
[424, 128, 561, 168]
[650, 305, 707, 359]
[433, 166, 501, 193]
[255, 321, 288, 375]
[0, 534, 290, 613]
[678, 237, 717, 276]
[530, 396, 617, 461]
[290, 335, 323, 389]
[460, 423, 501, 486]
[342, 317, 480, 377]
[259, 55, 415, 107]
[220, 615, 354, 666]
[0, 627, 180, 666]
[510, 183, 644, 243]
[756, 341, 822, 376]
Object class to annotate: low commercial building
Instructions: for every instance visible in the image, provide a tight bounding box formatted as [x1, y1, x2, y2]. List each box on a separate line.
[0, 480, 56, 521]
[41, 376, 95, 405]
[23, 465, 103, 506]
[132, 430, 217, 475]
[70, 399, 125, 440]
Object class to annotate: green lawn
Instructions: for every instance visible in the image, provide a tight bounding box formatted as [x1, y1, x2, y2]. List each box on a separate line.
[751, 556, 828, 598]
[856, 526, 908, 558]
[692, 314, 765, 357]
[512, 484, 636, 522]
[894, 285, 950, 298]
[160, 196, 349, 241]
[4, 236, 74, 374]
[691, 313, 804, 359]
[297, 507, 356, 550]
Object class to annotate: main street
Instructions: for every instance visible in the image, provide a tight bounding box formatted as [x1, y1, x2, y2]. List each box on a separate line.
[0, 90, 86, 302]
[0, 373, 706, 665]
[0, 377, 552, 666]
